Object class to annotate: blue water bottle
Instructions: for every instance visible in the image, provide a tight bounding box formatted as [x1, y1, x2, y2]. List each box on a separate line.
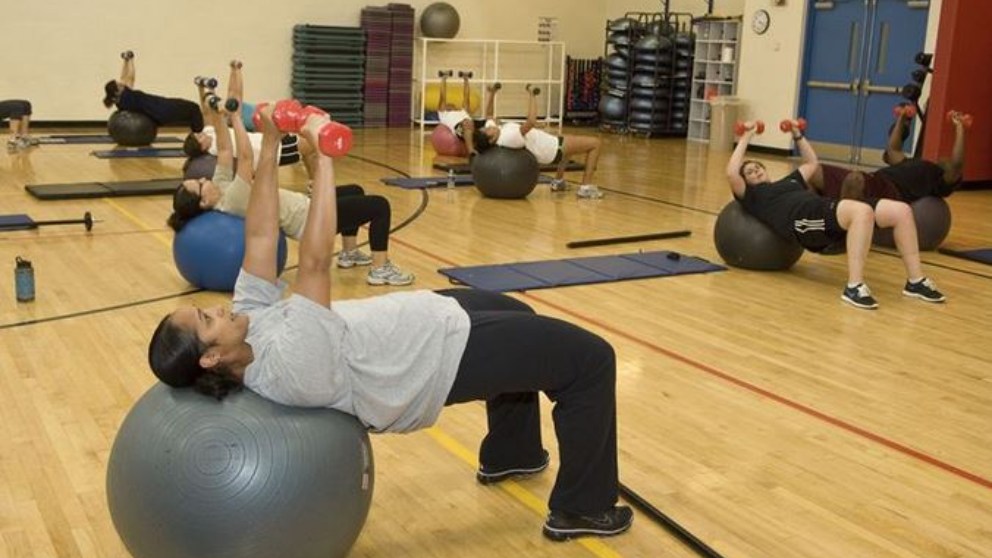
[15, 256, 35, 302]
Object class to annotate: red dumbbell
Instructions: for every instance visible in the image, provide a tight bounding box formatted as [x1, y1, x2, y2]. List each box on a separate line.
[314, 120, 353, 158]
[734, 120, 765, 136]
[779, 118, 808, 133]
[946, 111, 973, 129]
[893, 104, 917, 119]
[271, 99, 307, 133]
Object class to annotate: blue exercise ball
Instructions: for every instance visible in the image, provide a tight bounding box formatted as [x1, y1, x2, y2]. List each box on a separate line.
[107, 384, 374, 558]
[420, 2, 460, 38]
[173, 211, 288, 291]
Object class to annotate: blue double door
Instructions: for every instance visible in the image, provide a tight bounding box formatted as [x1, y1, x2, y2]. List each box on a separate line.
[800, 0, 930, 165]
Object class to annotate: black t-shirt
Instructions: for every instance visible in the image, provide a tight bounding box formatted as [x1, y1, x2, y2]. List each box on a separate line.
[876, 158, 955, 201]
[116, 87, 201, 131]
[738, 170, 827, 241]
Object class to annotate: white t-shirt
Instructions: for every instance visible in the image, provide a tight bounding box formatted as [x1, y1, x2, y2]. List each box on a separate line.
[484, 119, 560, 164]
[212, 165, 310, 239]
[234, 271, 472, 433]
[202, 126, 273, 170]
[438, 109, 470, 135]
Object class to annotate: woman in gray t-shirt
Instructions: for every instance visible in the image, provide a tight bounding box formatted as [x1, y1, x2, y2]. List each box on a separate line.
[147, 103, 632, 542]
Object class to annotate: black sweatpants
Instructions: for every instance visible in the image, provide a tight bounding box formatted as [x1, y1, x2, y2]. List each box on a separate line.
[438, 288, 619, 516]
[336, 185, 391, 252]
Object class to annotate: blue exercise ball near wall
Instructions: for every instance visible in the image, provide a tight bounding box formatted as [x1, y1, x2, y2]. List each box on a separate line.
[420, 2, 460, 38]
[173, 211, 288, 291]
[107, 384, 374, 558]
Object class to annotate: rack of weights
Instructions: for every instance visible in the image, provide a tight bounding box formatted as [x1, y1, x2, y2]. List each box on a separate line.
[292, 25, 366, 128]
[564, 57, 603, 125]
[599, 12, 694, 137]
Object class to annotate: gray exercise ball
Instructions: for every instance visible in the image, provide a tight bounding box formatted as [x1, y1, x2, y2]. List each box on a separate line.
[873, 196, 951, 251]
[714, 201, 804, 270]
[107, 384, 374, 558]
[108, 110, 158, 146]
[471, 147, 540, 199]
[183, 154, 218, 180]
[420, 2, 460, 38]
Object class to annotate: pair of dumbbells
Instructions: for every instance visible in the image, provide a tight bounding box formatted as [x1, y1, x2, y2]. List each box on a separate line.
[120, 50, 134, 61]
[893, 103, 918, 120]
[946, 110, 973, 128]
[734, 118, 807, 136]
[252, 100, 353, 157]
[525, 83, 542, 96]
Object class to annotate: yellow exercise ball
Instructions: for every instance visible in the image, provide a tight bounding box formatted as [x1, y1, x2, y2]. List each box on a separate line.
[423, 84, 481, 113]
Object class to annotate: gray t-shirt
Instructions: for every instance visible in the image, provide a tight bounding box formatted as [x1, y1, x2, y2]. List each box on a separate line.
[233, 271, 471, 433]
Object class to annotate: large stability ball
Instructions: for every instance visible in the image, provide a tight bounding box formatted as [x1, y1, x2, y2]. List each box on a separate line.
[108, 110, 158, 146]
[183, 154, 218, 180]
[431, 125, 468, 157]
[471, 147, 540, 199]
[873, 196, 952, 251]
[107, 384, 374, 558]
[714, 201, 804, 270]
[420, 2, 460, 38]
[173, 211, 288, 291]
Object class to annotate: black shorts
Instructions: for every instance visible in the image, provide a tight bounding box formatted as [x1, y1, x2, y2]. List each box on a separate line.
[549, 136, 565, 165]
[798, 198, 879, 252]
[279, 134, 300, 166]
[0, 100, 32, 120]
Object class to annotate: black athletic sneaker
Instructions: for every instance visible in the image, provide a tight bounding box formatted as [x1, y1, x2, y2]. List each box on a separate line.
[903, 277, 946, 303]
[476, 450, 550, 485]
[841, 283, 879, 309]
[543, 505, 634, 541]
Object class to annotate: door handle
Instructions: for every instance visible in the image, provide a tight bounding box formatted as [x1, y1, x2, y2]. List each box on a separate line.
[807, 80, 852, 91]
[861, 79, 901, 95]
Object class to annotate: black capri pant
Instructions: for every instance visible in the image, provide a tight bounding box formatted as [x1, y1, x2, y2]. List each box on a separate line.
[438, 288, 619, 517]
[335, 185, 391, 252]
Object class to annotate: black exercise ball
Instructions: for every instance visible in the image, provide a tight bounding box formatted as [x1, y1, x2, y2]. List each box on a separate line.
[183, 154, 218, 180]
[599, 95, 627, 120]
[108, 110, 158, 146]
[873, 196, 952, 251]
[714, 201, 804, 270]
[471, 148, 540, 199]
[420, 2, 460, 39]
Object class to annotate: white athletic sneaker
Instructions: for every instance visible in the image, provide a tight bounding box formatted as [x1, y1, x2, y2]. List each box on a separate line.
[367, 262, 415, 286]
[337, 249, 374, 268]
[576, 184, 604, 199]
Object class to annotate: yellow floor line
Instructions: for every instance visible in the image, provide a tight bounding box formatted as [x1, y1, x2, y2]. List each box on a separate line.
[425, 427, 623, 558]
[101, 198, 171, 248]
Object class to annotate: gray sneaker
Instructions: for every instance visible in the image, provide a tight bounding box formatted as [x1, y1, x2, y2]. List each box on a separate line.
[903, 277, 945, 303]
[367, 262, 415, 286]
[549, 178, 569, 192]
[337, 249, 373, 268]
[576, 184, 604, 199]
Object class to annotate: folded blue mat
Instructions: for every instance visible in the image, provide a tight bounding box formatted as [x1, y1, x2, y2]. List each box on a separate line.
[382, 175, 554, 189]
[938, 247, 992, 265]
[438, 251, 725, 292]
[91, 147, 186, 158]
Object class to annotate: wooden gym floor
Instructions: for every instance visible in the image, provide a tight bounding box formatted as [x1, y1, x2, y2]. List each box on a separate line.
[0, 126, 990, 558]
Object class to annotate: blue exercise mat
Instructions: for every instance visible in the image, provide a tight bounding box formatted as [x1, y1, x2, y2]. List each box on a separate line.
[91, 147, 186, 158]
[38, 135, 182, 145]
[382, 175, 554, 189]
[438, 251, 725, 292]
[938, 247, 992, 265]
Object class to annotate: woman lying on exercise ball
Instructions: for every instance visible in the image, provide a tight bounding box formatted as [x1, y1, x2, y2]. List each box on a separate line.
[102, 50, 204, 133]
[473, 84, 604, 198]
[728, 118, 945, 309]
[148, 101, 633, 542]
[167, 62, 412, 286]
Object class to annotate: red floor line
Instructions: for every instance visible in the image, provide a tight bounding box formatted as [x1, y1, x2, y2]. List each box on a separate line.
[393, 236, 992, 491]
